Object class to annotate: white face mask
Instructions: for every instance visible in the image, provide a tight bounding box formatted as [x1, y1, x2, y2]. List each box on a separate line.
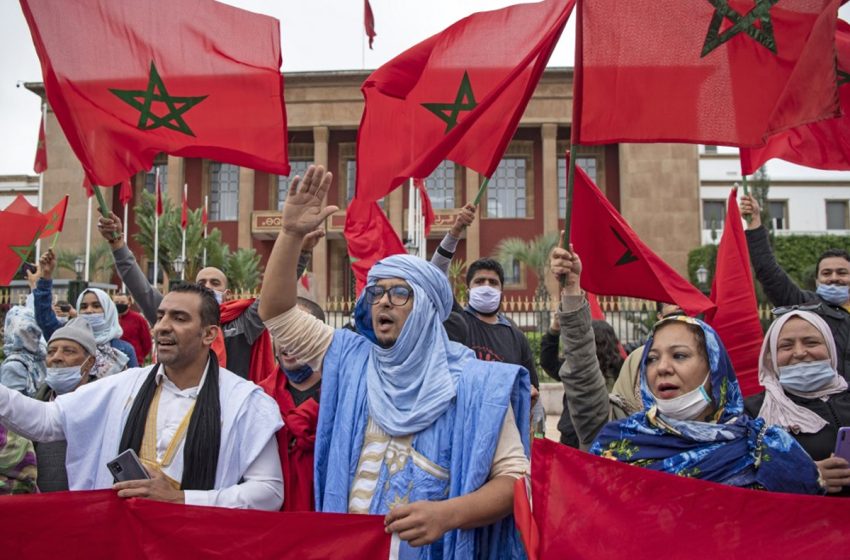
[468, 285, 501, 315]
[45, 364, 84, 395]
[654, 374, 712, 421]
[82, 313, 107, 333]
[213, 290, 224, 305]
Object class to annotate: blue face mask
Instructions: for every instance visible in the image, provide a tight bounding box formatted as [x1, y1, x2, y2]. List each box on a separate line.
[82, 313, 107, 333]
[778, 360, 837, 394]
[281, 363, 314, 384]
[816, 283, 850, 305]
[45, 365, 84, 395]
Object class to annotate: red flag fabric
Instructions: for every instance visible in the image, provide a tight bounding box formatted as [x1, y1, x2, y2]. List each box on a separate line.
[586, 292, 605, 321]
[364, 0, 376, 49]
[355, 0, 573, 203]
[413, 178, 436, 235]
[345, 199, 406, 293]
[21, 0, 290, 187]
[33, 114, 47, 174]
[0, 490, 391, 559]
[521, 438, 850, 560]
[82, 175, 93, 198]
[119, 178, 133, 206]
[0, 208, 48, 284]
[180, 183, 188, 228]
[574, 0, 841, 147]
[741, 19, 850, 173]
[202, 199, 209, 227]
[220, 298, 277, 385]
[40, 195, 69, 239]
[570, 160, 715, 317]
[155, 171, 163, 217]
[705, 188, 764, 397]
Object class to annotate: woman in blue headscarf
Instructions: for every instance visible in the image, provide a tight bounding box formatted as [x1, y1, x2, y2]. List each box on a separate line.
[0, 306, 47, 397]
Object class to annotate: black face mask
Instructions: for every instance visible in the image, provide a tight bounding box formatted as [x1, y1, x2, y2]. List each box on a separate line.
[115, 304, 129, 314]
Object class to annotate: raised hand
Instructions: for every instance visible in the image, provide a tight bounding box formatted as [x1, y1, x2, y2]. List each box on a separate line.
[281, 165, 338, 237]
[739, 194, 762, 230]
[97, 212, 124, 247]
[39, 249, 56, 281]
[450, 203, 476, 238]
[300, 227, 326, 253]
[550, 234, 582, 295]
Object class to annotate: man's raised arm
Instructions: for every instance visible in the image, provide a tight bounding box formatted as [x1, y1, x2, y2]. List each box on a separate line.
[259, 165, 337, 321]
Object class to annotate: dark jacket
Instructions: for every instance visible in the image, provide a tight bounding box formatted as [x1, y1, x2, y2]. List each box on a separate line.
[541, 329, 579, 447]
[746, 226, 850, 380]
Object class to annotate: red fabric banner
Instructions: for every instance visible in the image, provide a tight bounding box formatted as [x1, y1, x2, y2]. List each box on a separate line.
[345, 199, 407, 293]
[82, 175, 93, 198]
[119, 178, 133, 207]
[0, 490, 391, 559]
[518, 438, 850, 560]
[155, 172, 163, 217]
[181, 183, 189, 228]
[741, 19, 850, 173]
[355, 0, 573, 203]
[0, 206, 48, 285]
[570, 160, 715, 316]
[20, 0, 290, 187]
[705, 188, 764, 397]
[574, 0, 841, 147]
[364, 0, 376, 49]
[40, 195, 69, 239]
[413, 178, 436, 235]
[33, 114, 47, 174]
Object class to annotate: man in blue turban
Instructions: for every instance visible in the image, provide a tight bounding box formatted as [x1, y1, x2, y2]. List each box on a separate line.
[259, 166, 530, 560]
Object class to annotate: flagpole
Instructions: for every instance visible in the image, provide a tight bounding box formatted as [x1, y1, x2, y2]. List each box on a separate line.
[472, 177, 490, 207]
[122, 199, 129, 294]
[202, 195, 208, 267]
[153, 168, 160, 292]
[417, 186, 425, 259]
[84, 196, 92, 283]
[407, 179, 415, 251]
[35, 102, 46, 261]
[562, 147, 578, 249]
[181, 183, 187, 281]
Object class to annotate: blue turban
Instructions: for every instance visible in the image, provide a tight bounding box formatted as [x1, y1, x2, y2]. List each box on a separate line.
[354, 254, 473, 436]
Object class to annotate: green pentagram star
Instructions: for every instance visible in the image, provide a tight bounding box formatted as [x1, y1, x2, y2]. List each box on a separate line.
[838, 69, 850, 87]
[421, 71, 478, 134]
[701, 0, 779, 58]
[110, 61, 208, 137]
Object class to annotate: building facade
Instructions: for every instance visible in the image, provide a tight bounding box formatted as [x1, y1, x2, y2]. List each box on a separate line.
[27, 68, 702, 305]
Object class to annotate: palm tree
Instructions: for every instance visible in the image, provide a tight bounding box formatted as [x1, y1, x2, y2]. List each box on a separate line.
[225, 248, 262, 293]
[56, 243, 115, 283]
[495, 232, 559, 301]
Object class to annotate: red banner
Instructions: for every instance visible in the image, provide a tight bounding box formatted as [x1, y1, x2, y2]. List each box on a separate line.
[517, 439, 850, 560]
[0, 490, 391, 559]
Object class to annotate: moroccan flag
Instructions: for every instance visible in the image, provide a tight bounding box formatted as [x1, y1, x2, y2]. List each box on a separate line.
[741, 19, 850, 173]
[33, 114, 47, 174]
[155, 171, 164, 217]
[364, 0, 376, 49]
[705, 188, 764, 397]
[0, 206, 48, 284]
[0, 490, 392, 559]
[573, 0, 841, 147]
[20, 0, 290, 187]
[180, 183, 188, 228]
[40, 195, 69, 239]
[570, 160, 714, 317]
[346, 199, 406, 293]
[412, 178, 435, 235]
[354, 0, 573, 203]
[82, 175, 93, 198]
[119, 179, 133, 206]
[517, 439, 850, 560]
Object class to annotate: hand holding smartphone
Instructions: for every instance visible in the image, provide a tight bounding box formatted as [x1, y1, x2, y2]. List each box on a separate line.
[107, 449, 150, 483]
[834, 427, 850, 463]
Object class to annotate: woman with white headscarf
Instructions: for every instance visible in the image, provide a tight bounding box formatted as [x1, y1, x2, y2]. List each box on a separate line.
[32, 250, 137, 376]
[745, 310, 850, 495]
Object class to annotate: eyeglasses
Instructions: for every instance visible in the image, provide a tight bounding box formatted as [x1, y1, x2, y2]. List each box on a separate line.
[771, 303, 822, 316]
[364, 285, 413, 307]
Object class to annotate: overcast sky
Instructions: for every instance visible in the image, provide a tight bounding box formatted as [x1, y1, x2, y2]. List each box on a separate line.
[1, 2, 847, 176]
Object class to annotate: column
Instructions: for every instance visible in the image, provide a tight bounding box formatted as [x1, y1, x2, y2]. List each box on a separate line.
[237, 167, 255, 249]
[313, 126, 330, 306]
[464, 167, 481, 263]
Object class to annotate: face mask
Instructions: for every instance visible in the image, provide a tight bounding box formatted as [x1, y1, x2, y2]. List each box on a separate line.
[281, 362, 313, 384]
[56, 316, 69, 326]
[654, 374, 712, 421]
[778, 360, 837, 393]
[468, 286, 501, 315]
[45, 365, 84, 395]
[82, 313, 107, 332]
[213, 290, 224, 305]
[115, 303, 129, 314]
[816, 283, 850, 305]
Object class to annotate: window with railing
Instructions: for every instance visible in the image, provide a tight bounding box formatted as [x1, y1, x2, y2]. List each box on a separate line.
[209, 162, 239, 221]
[144, 161, 168, 195]
[422, 161, 457, 209]
[826, 200, 849, 230]
[558, 156, 599, 215]
[487, 158, 527, 218]
[702, 200, 725, 230]
[768, 200, 788, 230]
[278, 161, 312, 210]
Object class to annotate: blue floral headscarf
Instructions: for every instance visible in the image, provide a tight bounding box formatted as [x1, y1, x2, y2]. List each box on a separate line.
[590, 316, 822, 494]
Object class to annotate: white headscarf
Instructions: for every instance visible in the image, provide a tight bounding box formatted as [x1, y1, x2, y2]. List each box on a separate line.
[75, 288, 128, 377]
[758, 310, 847, 433]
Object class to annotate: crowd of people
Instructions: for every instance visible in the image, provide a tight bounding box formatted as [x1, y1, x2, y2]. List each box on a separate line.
[0, 165, 847, 557]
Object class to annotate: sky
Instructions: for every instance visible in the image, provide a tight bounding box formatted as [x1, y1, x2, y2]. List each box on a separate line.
[0, 0, 574, 176]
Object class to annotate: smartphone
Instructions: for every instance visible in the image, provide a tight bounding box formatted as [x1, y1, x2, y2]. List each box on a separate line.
[106, 449, 151, 483]
[835, 427, 850, 463]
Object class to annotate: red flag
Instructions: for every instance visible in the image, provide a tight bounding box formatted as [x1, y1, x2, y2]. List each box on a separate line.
[155, 171, 163, 217]
[412, 178, 435, 235]
[0, 206, 48, 284]
[20, 0, 290, 187]
[741, 20, 850, 173]
[0, 490, 391, 559]
[82, 175, 94, 198]
[570, 158, 714, 317]
[522, 439, 850, 560]
[364, 0, 376, 49]
[586, 292, 605, 321]
[119, 179, 133, 207]
[202, 201, 209, 228]
[40, 195, 69, 239]
[345, 199, 406, 293]
[574, 0, 841, 147]
[180, 183, 188, 228]
[705, 188, 764, 397]
[33, 114, 47, 174]
[354, 0, 573, 203]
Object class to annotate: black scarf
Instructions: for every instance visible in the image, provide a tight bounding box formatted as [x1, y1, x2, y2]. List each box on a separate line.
[118, 350, 221, 490]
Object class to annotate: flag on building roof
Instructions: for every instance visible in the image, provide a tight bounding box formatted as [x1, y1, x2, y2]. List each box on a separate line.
[20, 0, 290, 187]
[412, 178, 435, 235]
[33, 114, 47, 174]
[573, 0, 841, 147]
[364, 0, 376, 49]
[155, 170, 163, 217]
[570, 158, 714, 317]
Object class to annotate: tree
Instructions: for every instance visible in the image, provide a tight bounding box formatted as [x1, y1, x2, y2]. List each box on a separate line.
[56, 243, 114, 283]
[495, 232, 560, 300]
[225, 248, 262, 293]
[749, 166, 772, 240]
[447, 258, 468, 302]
